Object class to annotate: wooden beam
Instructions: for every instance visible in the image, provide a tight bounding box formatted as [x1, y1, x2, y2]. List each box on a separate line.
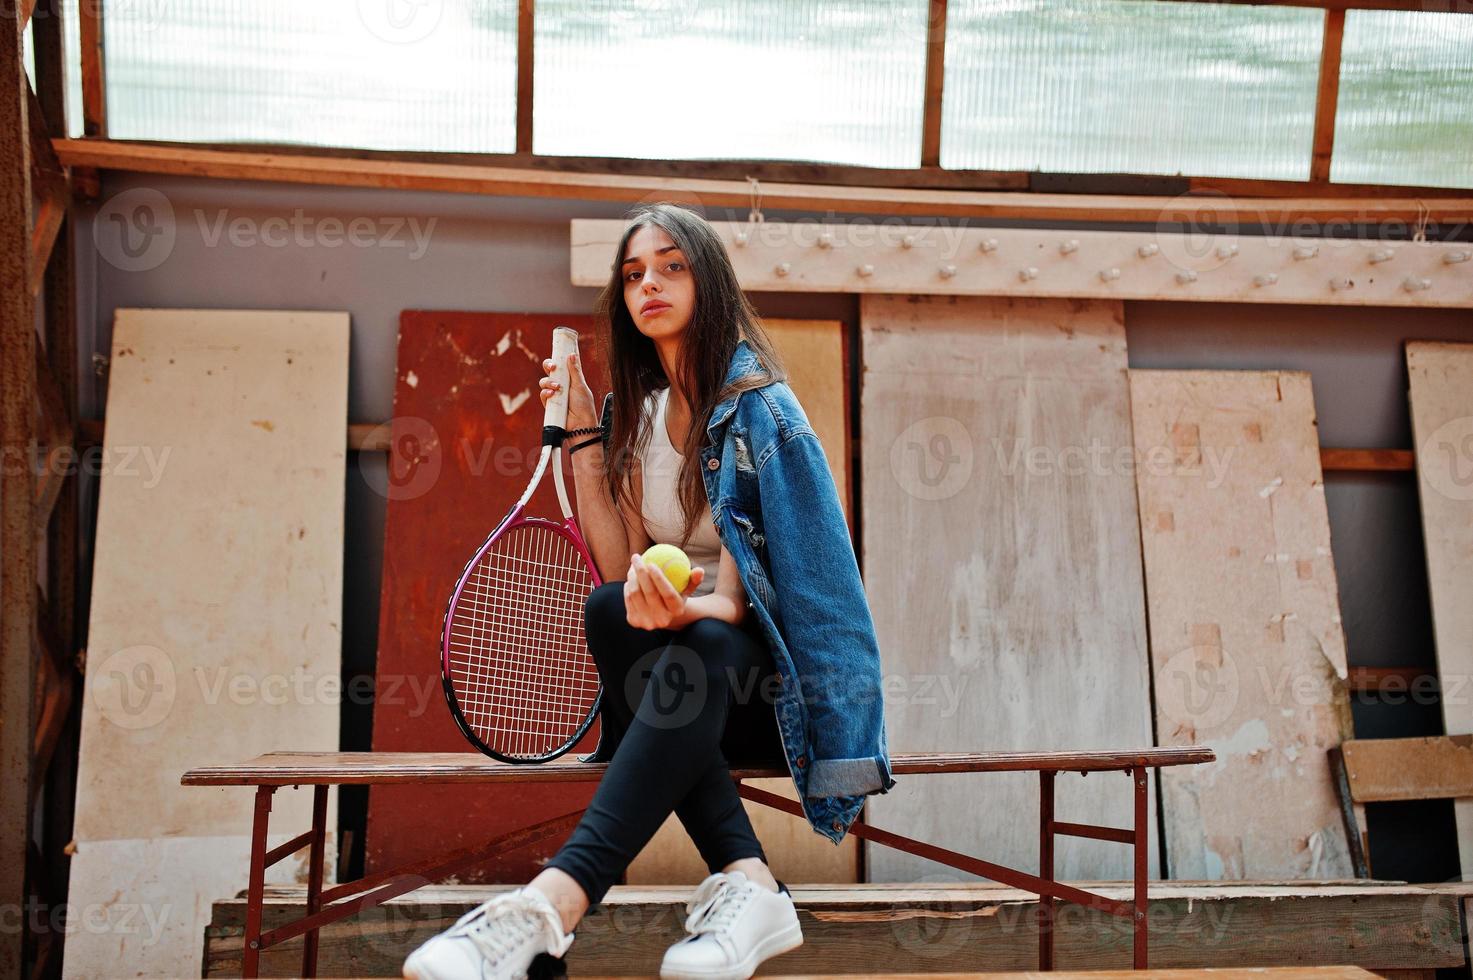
[1341, 736, 1473, 803]
[78, 0, 104, 138]
[0, 9, 37, 977]
[29, 0, 65, 135]
[29, 193, 64, 296]
[515, 0, 533, 155]
[1347, 665, 1437, 694]
[30, 587, 72, 790]
[572, 219, 1473, 308]
[919, 0, 948, 168]
[46, 136, 1472, 201]
[1320, 447, 1415, 471]
[52, 139, 1473, 226]
[1311, 9, 1346, 183]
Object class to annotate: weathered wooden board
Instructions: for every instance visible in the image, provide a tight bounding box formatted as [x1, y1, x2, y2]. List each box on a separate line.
[627, 319, 859, 886]
[859, 294, 1158, 883]
[1406, 341, 1473, 877]
[1341, 735, 1473, 802]
[366, 313, 607, 883]
[1130, 370, 1355, 879]
[204, 881, 1469, 976]
[65, 309, 348, 978]
[568, 219, 1473, 309]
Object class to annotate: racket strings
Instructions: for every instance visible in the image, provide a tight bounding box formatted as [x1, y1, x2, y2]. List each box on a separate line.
[446, 522, 600, 759]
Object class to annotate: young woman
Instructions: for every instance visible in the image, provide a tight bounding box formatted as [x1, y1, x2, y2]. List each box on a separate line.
[404, 203, 895, 980]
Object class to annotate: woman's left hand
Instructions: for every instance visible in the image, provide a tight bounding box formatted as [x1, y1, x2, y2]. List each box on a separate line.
[625, 552, 705, 631]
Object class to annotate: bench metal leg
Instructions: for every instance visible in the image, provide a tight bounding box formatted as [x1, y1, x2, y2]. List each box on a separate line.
[244, 785, 275, 979]
[302, 785, 328, 977]
[1039, 770, 1055, 970]
[1133, 764, 1147, 969]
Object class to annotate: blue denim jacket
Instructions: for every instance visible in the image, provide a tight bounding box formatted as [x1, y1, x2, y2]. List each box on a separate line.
[587, 339, 897, 845]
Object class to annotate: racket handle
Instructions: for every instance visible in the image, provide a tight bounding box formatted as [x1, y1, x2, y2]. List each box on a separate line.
[544, 326, 580, 431]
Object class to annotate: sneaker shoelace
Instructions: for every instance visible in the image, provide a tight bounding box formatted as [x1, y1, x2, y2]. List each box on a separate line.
[450, 892, 562, 967]
[683, 876, 756, 950]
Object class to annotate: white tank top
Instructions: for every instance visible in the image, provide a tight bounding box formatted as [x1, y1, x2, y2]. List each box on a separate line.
[639, 386, 721, 598]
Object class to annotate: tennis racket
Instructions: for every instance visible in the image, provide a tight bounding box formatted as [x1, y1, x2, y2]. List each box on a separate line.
[440, 325, 604, 763]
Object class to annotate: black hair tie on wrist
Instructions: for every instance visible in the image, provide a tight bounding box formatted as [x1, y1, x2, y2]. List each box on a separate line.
[568, 434, 603, 455]
[565, 425, 603, 437]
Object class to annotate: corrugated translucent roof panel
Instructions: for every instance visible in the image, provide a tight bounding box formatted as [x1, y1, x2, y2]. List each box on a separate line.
[940, 0, 1323, 180]
[102, 0, 518, 151]
[1332, 10, 1473, 190]
[533, 0, 930, 166]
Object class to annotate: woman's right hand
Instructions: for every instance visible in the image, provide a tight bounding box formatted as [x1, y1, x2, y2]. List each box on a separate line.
[539, 351, 598, 430]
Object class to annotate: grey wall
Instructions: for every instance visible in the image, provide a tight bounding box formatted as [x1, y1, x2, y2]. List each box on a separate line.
[71, 170, 1470, 883]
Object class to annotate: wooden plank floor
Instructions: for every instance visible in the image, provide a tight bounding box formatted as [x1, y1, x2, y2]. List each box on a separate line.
[204, 881, 1470, 976]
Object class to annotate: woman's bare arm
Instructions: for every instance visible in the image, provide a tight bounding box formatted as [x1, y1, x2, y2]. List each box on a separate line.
[671, 543, 748, 628]
[570, 442, 651, 584]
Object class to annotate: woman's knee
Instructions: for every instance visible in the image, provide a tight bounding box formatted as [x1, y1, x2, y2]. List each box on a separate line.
[673, 619, 771, 705]
[584, 581, 627, 634]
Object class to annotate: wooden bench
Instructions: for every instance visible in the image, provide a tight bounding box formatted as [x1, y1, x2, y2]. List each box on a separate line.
[181, 746, 1215, 977]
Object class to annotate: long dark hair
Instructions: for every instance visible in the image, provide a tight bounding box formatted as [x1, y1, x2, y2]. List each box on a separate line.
[594, 202, 787, 548]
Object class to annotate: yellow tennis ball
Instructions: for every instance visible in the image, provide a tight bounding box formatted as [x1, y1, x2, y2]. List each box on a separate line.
[641, 543, 692, 593]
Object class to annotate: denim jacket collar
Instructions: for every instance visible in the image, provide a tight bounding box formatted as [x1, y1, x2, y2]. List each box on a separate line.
[703, 338, 762, 445]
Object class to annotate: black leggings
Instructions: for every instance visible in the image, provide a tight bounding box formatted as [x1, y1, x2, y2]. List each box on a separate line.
[544, 581, 785, 908]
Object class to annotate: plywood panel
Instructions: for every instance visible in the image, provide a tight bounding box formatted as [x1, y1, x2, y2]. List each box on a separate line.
[1406, 341, 1473, 876]
[64, 309, 348, 978]
[626, 319, 859, 886]
[1130, 370, 1354, 879]
[859, 294, 1158, 883]
[366, 313, 607, 883]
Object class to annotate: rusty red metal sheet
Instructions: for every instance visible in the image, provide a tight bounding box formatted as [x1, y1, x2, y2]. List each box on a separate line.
[367, 311, 610, 882]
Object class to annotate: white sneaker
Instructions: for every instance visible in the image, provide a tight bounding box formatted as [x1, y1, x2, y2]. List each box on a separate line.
[402, 885, 575, 980]
[659, 870, 804, 980]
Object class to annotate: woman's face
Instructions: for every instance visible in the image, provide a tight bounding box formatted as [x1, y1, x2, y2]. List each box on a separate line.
[621, 224, 695, 341]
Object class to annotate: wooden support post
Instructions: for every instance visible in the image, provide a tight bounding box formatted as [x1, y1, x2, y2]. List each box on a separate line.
[1133, 765, 1148, 969]
[243, 786, 276, 979]
[0, 7, 37, 976]
[1039, 769, 1055, 970]
[919, 0, 948, 168]
[303, 786, 328, 978]
[1311, 8, 1346, 183]
[515, 0, 534, 155]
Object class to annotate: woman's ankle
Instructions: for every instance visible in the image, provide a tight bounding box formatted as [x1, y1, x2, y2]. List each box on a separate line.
[526, 870, 590, 935]
[722, 857, 780, 893]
